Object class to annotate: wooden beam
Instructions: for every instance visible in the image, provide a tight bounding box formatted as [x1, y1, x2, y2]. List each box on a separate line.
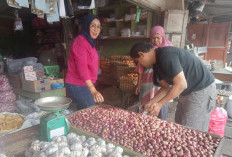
[208, 11, 232, 18]
[205, 4, 232, 8]
[125, 0, 161, 11]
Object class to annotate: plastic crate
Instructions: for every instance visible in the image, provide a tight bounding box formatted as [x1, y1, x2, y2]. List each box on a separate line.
[44, 65, 62, 78]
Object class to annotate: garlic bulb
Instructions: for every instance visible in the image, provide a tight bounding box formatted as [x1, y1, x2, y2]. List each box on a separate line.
[79, 135, 86, 143]
[30, 141, 41, 154]
[26, 132, 134, 157]
[32, 151, 46, 157]
[69, 136, 81, 145]
[67, 133, 77, 140]
[97, 138, 106, 147]
[40, 142, 50, 151]
[109, 153, 123, 157]
[82, 147, 89, 157]
[45, 145, 58, 155]
[48, 151, 65, 157]
[60, 146, 71, 155]
[70, 143, 82, 151]
[114, 146, 123, 154]
[106, 143, 115, 150]
[89, 145, 102, 156]
[69, 150, 82, 157]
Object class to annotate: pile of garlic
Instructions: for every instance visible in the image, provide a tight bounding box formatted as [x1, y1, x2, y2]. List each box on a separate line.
[0, 154, 7, 157]
[25, 132, 137, 157]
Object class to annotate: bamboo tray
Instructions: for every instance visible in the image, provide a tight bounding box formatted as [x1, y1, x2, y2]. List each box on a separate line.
[68, 104, 225, 157]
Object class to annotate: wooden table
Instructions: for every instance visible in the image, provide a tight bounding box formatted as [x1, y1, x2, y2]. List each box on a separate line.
[212, 68, 232, 82]
[0, 125, 40, 157]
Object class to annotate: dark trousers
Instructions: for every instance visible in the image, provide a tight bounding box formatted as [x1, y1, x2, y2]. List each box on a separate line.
[65, 83, 96, 110]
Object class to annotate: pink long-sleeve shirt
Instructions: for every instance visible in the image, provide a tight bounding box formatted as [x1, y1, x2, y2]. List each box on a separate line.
[65, 35, 99, 86]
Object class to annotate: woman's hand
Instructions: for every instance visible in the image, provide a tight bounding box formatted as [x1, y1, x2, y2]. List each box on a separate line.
[85, 80, 104, 103]
[90, 87, 104, 103]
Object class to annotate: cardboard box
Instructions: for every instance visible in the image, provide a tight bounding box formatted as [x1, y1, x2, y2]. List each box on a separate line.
[50, 78, 64, 86]
[7, 74, 22, 88]
[24, 71, 37, 81]
[23, 66, 33, 73]
[21, 79, 51, 93]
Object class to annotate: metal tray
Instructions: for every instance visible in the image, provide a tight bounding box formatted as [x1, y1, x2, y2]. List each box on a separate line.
[35, 96, 72, 112]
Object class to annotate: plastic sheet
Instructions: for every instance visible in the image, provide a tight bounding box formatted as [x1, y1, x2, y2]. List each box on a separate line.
[0, 90, 16, 103]
[0, 75, 12, 92]
[6, 57, 37, 74]
[15, 96, 39, 115]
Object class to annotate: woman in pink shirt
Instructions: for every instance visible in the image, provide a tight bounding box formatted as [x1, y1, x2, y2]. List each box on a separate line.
[66, 15, 104, 110]
[135, 26, 172, 119]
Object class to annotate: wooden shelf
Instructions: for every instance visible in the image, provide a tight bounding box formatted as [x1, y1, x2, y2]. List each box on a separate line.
[100, 36, 149, 40]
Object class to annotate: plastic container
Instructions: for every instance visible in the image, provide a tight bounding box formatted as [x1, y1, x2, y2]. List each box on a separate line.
[226, 95, 232, 118]
[44, 65, 61, 78]
[208, 107, 228, 137]
[51, 83, 63, 90]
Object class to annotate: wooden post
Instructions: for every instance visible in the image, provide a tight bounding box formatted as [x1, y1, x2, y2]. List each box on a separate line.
[146, 11, 152, 37]
[62, 18, 73, 65]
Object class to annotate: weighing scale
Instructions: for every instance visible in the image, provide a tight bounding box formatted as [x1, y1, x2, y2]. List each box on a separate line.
[35, 96, 72, 141]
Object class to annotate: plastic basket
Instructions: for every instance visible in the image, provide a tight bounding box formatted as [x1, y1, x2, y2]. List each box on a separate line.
[44, 65, 62, 78]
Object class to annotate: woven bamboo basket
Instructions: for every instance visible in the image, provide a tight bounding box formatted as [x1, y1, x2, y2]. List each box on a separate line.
[110, 55, 136, 86]
[119, 73, 138, 91]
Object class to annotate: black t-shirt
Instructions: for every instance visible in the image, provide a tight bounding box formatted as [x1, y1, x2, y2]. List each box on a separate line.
[153, 46, 215, 95]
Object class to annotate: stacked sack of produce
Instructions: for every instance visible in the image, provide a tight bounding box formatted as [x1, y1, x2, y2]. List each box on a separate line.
[0, 75, 17, 112]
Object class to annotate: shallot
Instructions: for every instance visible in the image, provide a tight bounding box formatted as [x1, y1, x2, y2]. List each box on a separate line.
[68, 106, 221, 157]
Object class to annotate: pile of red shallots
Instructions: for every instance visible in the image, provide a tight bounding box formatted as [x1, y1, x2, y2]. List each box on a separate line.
[68, 107, 221, 157]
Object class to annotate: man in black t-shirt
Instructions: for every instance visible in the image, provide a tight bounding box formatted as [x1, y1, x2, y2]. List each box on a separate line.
[130, 42, 216, 131]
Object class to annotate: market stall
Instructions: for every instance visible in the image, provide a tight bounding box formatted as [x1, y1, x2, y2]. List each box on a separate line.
[0, 104, 225, 157]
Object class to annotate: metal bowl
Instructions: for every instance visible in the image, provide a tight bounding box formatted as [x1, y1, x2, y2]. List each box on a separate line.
[35, 96, 72, 112]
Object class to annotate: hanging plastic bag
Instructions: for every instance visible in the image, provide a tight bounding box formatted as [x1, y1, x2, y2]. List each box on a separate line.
[14, 10, 23, 31]
[31, 0, 44, 18]
[64, 0, 74, 17]
[47, 2, 60, 23]
[77, 0, 95, 9]
[58, 0, 66, 17]
[208, 107, 228, 137]
[15, 0, 29, 8]
[7, 0, 22, 8]
[35, 0, 46, 12]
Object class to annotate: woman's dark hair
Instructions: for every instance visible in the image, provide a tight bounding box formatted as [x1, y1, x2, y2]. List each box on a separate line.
[130, 42, 154, 58]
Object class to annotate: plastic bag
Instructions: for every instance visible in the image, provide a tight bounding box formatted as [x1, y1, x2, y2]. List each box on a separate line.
[6, 57, 37, 74]
[0, 75, 12, 92]
[0, 90, 16, 103]
[34, 63, 44, 73]
[208, 107, 228, 137]
[226, 95, 232, 118]
[15, 96, 39, 115]
[14, 10, 23, 31]
[15, 0, 29, 8]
